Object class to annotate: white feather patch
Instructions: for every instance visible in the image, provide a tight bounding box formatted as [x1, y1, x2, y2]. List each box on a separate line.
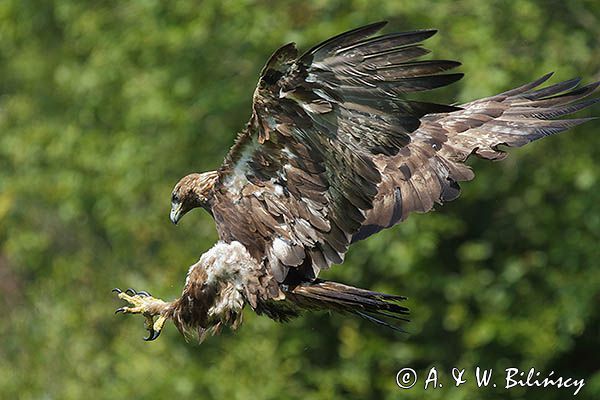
[186, 241, 267, 318]
[222, 141, 260, 198]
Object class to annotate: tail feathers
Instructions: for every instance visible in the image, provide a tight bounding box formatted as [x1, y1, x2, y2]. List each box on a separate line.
[289, 280, 409, 331]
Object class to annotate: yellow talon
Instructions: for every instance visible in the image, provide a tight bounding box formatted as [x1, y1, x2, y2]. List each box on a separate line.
[113, 288, 169, 341]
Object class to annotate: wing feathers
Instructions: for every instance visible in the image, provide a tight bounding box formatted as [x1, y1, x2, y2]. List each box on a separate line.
[354, 75, 598, 242]
[213, 24, 597, 284]
[381, 73, 464, 91]
[504, 98, 600, 119]
[300, 21, 389, 63]
[497, 72, 554, 97]
[516, 81, 599, 107]
[518, 77, 581, 99]
[368, 60, 461, 76]
[336, 30, 438, 57]
[363, 45, 432, 65]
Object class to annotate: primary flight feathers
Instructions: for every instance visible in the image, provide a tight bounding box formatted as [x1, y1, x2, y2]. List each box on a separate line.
[115, 22, 598, 341]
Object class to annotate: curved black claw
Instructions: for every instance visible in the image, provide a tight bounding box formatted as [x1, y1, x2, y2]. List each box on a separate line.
[125, 288, 137, 296]
[137, 290, 151, 297]
[115, 307, 126, 314]
[144, 328, 161, 341]
[112, 288, 122, 294]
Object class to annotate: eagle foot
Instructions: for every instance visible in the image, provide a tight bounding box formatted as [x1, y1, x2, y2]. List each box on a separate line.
[113, 288, 168, 341]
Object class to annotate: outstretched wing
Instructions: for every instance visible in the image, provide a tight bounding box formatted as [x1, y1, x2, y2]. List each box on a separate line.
[211, 22, 463, 282]
[353, 74, 599, 241]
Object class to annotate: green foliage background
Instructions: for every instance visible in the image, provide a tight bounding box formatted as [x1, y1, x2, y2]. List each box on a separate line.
[0, 1, 598, 399]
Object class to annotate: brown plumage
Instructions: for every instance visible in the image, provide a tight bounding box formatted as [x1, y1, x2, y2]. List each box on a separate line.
[114, 21, 598, 342]
[169, 171, 218, 223]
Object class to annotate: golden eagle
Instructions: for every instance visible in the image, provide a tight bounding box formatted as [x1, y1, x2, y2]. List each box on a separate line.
[114, 22, 598, 341]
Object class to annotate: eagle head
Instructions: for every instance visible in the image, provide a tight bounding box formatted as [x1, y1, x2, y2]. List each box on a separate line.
[170, 171, 218, 224]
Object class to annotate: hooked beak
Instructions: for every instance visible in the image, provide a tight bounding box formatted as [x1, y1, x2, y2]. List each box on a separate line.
[170, 203, 182, 225]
